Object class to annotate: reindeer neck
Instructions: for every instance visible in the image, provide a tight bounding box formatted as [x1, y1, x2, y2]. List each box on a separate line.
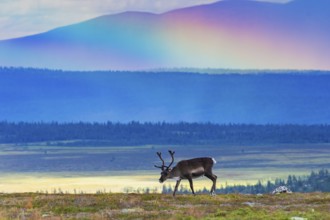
[169, 166, 180, 178]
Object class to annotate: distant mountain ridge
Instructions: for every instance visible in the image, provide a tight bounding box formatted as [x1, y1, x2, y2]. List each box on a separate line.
[1, 67, 330, 124]
[0, 0, 329, 70]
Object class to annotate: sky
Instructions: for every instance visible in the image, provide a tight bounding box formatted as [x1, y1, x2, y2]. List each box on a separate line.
[0, 0, 291, 40]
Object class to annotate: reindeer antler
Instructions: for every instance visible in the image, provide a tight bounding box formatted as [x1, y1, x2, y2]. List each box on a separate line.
[154, 151, 176, 170]
[167, 150, 175, 168]
[154, 152, 165, 170]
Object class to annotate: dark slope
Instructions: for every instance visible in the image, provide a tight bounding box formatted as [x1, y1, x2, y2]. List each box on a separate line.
[1, 68, 330, 124]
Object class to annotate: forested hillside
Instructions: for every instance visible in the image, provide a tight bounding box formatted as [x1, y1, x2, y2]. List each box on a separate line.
[1, 121, 330, 145]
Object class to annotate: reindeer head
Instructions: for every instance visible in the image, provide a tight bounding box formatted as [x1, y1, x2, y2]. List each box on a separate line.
[154, 150, 175, 183]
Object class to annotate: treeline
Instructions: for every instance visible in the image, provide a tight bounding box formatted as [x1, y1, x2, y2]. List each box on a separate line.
[1, 121, 330, 145]
[162, 169, 330, 194]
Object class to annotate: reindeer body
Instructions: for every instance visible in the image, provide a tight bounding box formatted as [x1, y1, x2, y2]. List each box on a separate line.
[170, 158, 215, 179]
[155, 151, 217, 196]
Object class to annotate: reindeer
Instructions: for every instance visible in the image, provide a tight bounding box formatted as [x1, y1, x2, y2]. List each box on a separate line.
[154, 150, 217, 196]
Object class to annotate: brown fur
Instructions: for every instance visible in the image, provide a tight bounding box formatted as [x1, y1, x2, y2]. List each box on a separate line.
[155, 151, 217, 196]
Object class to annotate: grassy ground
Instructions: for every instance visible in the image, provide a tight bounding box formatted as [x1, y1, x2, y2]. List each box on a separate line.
[0, 193, 329, 220]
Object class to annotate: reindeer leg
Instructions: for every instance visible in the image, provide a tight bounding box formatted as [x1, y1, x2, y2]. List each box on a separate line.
[205, 173, 217, 195]
[187, 177, 195, 195]
[212, 174, 217, 195]
[173, 179, 181, 197]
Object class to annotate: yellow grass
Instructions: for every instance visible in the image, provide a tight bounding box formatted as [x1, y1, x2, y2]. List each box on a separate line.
[0, 168, 312, 194]
[1, 143, 327, 193]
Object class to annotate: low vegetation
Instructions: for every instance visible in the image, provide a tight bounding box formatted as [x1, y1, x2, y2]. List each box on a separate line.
[162, 169, 330, 195]
[0, 192, 329, 219]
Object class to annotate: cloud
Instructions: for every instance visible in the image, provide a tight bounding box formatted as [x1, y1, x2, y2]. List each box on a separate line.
[0, 0, 291, 40]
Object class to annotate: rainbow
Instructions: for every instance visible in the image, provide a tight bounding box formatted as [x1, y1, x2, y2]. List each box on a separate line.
[0, 0, 329, 70]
